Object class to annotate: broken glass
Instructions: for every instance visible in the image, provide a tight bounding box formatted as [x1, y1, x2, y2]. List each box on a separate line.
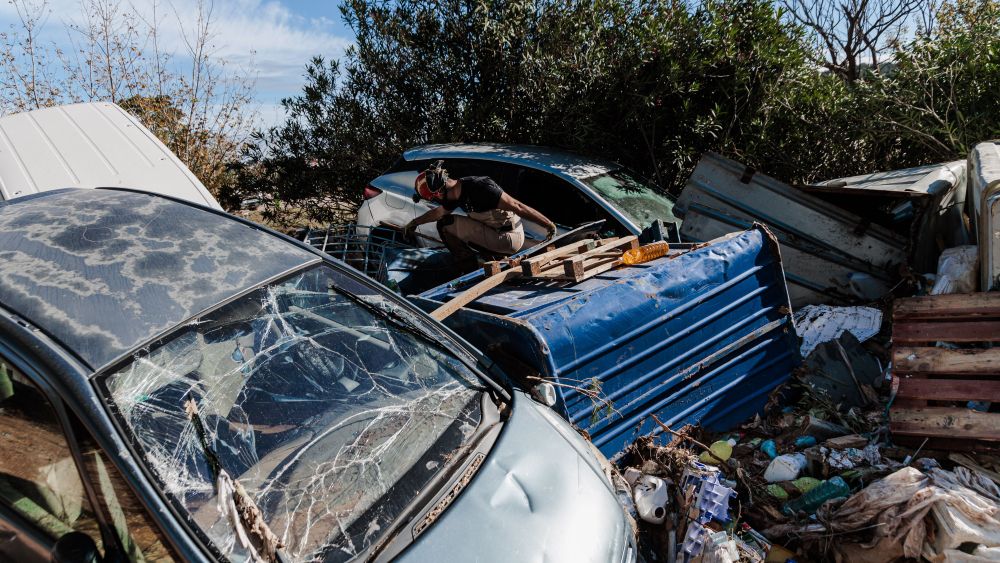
[583, 169, 680, 229]
[98, 265, 487, 562]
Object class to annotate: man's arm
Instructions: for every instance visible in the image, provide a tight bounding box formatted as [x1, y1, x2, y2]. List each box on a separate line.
[404, 205, 450, 236]
[496, 192, 557, 237]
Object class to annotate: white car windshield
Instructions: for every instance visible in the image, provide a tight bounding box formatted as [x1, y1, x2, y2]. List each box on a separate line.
[583, 169, 680, 229]
[99, 264, 485, 561]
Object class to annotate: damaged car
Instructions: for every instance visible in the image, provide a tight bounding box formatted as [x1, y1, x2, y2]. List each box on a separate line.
[0, 188, 635, 562]
[358, 143, 681, 246]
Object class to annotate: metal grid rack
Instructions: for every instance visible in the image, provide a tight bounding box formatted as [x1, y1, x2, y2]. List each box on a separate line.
[304, 224, 412, 283]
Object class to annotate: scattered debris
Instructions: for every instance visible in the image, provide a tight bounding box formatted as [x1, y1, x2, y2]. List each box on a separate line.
[793, 304, 883, 357]
[930, 245, 979, 295]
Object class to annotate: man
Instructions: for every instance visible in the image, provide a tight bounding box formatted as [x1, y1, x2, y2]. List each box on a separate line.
[404, 160, 557, 271]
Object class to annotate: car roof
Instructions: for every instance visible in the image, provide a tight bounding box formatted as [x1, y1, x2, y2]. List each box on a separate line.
[0, 102, 221, 209]
[403, 143, 621, 180]
[0, 189, 316, 371]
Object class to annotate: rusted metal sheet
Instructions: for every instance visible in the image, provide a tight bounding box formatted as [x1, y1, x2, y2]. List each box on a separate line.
[413, 226, 801, 458]
[674, 152, 909, 307]
[968, 142, 1000, 291]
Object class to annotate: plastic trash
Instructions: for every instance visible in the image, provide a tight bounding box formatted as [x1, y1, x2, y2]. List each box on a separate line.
[782, 476, 850, 516]
[930, 245, 978, 295]
[622, 241, 670, 265]
[633, 475, 669, 524]
[696, 476, 735, 524]
[792, 477, 822, 494]
[699, 439, 736, 465]
[767, 484, 789, 500]
[761, 439, 778, 459]
[846, 272, 882, 300]
[794, 435, 817, 448]
[764, 454, 807, 483]
[682, 521, 709, 558]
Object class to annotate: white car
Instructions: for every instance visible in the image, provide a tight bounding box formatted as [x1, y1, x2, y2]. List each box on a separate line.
[358, 143, 680, 247]
[0, 102, 220, 208]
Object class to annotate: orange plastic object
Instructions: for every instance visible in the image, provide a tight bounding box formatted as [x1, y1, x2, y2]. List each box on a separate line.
[622, 241, 670, 265]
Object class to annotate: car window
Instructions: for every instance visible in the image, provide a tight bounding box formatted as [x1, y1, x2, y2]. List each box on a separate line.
[99, 265, 486, 562]
[0, 359, 102, 547]
[72, 418, 178, 562]
[512, 168, 627, 235]
[582, 169, 680, 230]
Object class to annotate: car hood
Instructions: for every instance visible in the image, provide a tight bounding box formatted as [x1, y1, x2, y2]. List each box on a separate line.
[396, 392, 632, 563]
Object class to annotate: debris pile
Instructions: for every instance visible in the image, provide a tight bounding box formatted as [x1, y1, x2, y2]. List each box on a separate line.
[616, 297, 1000, 562]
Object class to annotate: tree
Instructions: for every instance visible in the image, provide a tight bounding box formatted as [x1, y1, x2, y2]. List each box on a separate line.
[781, 0, 924, 81]
[236, 0, 809, 225]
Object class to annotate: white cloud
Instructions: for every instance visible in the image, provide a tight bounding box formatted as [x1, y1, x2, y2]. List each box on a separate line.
[0, 0, 351, 103]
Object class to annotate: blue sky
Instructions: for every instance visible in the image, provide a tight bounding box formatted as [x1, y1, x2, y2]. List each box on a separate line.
[0, 0, 357, 125]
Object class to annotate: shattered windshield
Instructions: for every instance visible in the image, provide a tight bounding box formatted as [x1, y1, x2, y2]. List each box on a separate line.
[583, 169, 680, 229]
[98, 265, 485, 562]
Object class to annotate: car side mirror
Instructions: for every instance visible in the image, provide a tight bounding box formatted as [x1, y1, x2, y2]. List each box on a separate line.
[51, 532, 102, 563]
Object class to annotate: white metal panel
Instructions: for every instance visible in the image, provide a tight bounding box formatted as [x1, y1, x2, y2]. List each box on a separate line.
[0, 102, 220, 208]
[969, 141, 1000, 291]
[675, 152, 908, 307]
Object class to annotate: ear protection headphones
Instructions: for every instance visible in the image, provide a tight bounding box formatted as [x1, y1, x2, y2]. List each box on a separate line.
[413, 160, 449, 203]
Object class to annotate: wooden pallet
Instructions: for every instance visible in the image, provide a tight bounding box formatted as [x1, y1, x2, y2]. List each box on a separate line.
[889, 292, 1000, 450]
[431, 236, 641, 321]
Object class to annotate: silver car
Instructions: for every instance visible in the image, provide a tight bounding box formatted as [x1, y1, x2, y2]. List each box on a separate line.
[358, 143, 680, 246]
[0, 187, 635, 562]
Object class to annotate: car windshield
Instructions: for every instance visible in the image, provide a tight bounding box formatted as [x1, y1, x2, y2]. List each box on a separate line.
[582, 169, 680, 229]
[98, 264, 485, 562]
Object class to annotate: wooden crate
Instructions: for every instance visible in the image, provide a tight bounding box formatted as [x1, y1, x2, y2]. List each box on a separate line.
[890, 293, 1000, 450]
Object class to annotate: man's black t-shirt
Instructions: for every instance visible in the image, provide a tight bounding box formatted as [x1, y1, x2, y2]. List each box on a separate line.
[441, 176, 503, 213]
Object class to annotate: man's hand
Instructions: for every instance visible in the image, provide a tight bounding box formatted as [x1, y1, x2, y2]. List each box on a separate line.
[402, 222, 417, 239]
[545, 222, 557, 240]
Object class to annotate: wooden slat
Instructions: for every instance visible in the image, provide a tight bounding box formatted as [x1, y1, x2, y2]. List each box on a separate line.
[894, 346, 1000, 376]
[430, 268, 522, 321]
[520, 239, 597, 276]
[895, 378, 1000, 402]
[561, 236, 638, 282]
[894, 293, 1000, 322]
[890, 407, 1000, 441]
[892, 321, 1000, 343]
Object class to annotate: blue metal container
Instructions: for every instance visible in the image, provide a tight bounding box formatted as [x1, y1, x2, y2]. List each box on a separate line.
[414, 226, 801, 458]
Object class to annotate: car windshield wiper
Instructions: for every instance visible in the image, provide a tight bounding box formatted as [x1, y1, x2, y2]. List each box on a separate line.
[184, 398, 289, 563]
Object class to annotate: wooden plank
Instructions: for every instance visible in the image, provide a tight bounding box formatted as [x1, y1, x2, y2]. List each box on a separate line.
[894, 293, 1000, 322]
[893, 321, 1000, 343]
[430, 268, 522, 321]
[520, 239, 597, 276]
[894, 346, 1000, 376]
[895, 378, 1000, 402]
[560, 236, 639, 280]
[483, 261, 502, 276]
[890, 407, 1000, 441]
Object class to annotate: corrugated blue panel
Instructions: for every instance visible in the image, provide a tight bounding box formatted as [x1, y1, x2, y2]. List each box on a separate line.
[414, 226, 801, 458]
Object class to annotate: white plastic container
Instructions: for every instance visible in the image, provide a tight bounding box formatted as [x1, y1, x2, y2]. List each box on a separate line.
[633, 475, 669, 524]
[764, 454, 807, 483]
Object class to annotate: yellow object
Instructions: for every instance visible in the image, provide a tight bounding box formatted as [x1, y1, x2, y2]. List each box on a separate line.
[621, 241, 670, 265]
[699, 439, 734, 465]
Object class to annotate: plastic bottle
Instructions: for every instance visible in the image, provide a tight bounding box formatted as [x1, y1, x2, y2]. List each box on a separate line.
[764, 454, 807, 483]
[760, 439, 778, 459]
[622, 241, 670, 265]
[782, 476, 850, 516]
[794, 435, 817, 448]
[699, 439, 736, 465]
